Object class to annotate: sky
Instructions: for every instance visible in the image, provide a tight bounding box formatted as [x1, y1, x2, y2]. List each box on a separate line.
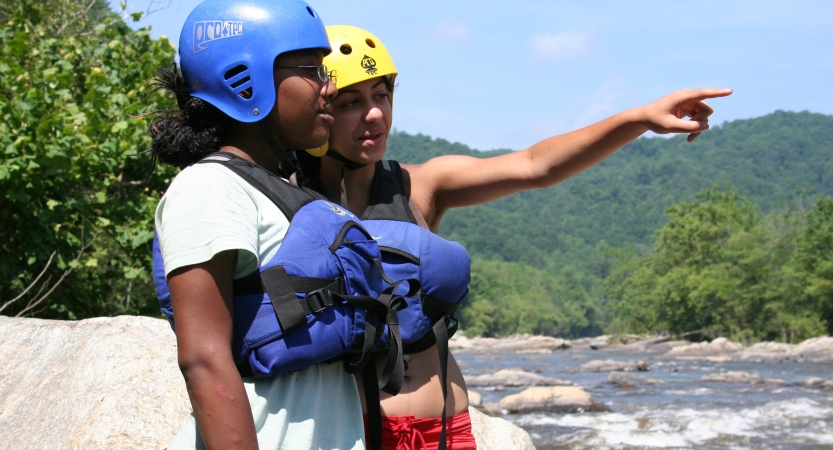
[111, 0, 833, 151]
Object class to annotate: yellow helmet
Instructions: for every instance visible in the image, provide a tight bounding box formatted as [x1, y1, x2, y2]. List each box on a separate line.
[325, 25, 397, 95]
[307, 25, 397, 157]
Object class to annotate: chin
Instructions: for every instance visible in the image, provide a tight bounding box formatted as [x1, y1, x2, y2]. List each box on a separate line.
[364, 145, 387, 163]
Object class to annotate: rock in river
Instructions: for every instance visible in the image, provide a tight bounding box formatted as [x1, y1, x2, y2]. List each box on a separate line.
[465, 369, 575, 387]
[604, 372, 665, 387]
[563, 359, 649, 373]
[701, 371, 764, 384]
[499, 386, 610, 414]
[451, 334, 571, 353]
[664, 337, 744, 360]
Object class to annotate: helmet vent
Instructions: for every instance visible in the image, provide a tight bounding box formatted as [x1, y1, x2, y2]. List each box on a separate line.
[340, 44, 352, 55]
[224, 65, 253, 100]
[306, 6, 315, 17]
[224, 65, 248, 80]
[365, 39, 376, 48]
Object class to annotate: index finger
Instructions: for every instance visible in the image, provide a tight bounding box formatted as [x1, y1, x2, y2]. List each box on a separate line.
[678, 88, 733, 103]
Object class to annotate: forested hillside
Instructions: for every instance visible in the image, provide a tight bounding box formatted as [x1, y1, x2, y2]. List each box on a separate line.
[385, 112, 833, 339]
[388, 111, 833, 258]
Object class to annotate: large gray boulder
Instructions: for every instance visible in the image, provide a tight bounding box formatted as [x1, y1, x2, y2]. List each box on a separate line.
[736, 341, 794, 362]
[498, 386, 610, 414]
[465, 369, 574, 387]
[451, 334, 571, 353]
[664, 337, 744, 360]
[792, 336, 833, 363]
[0, 315, 188, 450]
[0, 316, 534, 449]
[468, 406, 535, 450]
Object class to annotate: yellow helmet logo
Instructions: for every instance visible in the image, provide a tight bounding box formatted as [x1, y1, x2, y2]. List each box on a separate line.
[361, 55, 377, 75]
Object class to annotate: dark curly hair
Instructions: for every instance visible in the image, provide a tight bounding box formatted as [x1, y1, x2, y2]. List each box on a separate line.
[147, 63, 233, 169]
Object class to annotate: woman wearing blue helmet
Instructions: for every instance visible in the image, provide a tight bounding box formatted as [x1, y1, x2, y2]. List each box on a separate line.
[148, 0, 365, 448]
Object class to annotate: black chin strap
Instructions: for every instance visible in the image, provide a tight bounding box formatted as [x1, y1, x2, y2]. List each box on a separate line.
[257, 121, 297, 177]
[324, 147, 367, 210]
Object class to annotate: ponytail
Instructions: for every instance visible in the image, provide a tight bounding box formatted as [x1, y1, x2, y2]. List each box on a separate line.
[147, 63, 231, 169]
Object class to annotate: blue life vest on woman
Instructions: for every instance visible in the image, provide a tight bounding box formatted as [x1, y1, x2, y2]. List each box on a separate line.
[152, 153, 416, 394]
[353, 159, 472, 449]
[359, 160, 471, 352]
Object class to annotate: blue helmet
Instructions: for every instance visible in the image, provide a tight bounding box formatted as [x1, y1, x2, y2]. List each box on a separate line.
[179, 0, 331, 123]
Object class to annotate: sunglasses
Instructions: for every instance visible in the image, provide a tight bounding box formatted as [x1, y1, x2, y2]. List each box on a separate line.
[275, 64, 337, 86]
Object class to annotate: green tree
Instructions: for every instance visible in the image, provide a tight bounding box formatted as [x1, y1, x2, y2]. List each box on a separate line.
[606, 185, 828, 341]
[793, 197, 833, 334]
[0, 0, 177, 318]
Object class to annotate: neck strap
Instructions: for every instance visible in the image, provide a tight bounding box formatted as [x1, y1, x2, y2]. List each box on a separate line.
[257, 120, 297, 177]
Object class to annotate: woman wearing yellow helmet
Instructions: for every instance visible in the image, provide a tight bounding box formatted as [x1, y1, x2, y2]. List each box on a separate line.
[301, 25, 731, 450]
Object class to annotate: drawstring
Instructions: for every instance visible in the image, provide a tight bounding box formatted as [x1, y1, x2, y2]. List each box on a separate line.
[388, 417, 428, 450]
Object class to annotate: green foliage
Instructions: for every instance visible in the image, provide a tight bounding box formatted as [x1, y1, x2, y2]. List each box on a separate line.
[605, 186, 831, 342]
[0, 0, 176, 318]
[792, 197, 833, 334]
[459, 259, 603, 338]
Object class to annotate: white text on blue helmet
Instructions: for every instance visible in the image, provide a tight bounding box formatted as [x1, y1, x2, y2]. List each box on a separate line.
[193, 21, 243, 54]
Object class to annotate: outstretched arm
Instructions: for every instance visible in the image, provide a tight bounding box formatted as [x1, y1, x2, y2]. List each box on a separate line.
[405, 88, 732, 231]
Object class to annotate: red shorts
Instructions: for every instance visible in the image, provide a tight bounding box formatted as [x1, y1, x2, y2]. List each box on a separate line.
[363, 411, 478, 450]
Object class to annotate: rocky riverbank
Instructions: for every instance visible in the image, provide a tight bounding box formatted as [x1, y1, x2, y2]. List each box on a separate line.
[0, 316, 533, 450]
[454, 333, 833, 419]
[451, 332, 833, 364]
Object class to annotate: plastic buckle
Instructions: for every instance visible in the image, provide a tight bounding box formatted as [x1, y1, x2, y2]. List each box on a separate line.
[305, 289, 332, 314]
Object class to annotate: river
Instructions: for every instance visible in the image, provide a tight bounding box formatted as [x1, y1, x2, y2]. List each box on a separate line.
[456, 342, 833, 449]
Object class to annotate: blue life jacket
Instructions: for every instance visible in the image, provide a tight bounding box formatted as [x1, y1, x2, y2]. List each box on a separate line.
[152, 153, 417, 394]
[359, 160, 471, 352]
[339, 159, 471, 450]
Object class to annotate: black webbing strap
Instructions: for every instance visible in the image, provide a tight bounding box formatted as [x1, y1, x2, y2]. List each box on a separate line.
[260, 265, 308, 333]
[329, 220, 374, 253]
[196, 152, 321, 221]
[342, 294, 386, 374]
[374, 278, 420, 395]
[379, 246, 420, 265]
[352, 276, 420, 450]
[434, 316, 450, 450]
[233, 275, 344, 315]
[421, 294, 460, 321]
[362, 363, 383, 450]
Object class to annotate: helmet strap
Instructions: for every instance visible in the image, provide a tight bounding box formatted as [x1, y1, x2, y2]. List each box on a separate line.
[324, 147, 367, 211]
[257, 120, 298, 177]
[325, 147, 367, 171]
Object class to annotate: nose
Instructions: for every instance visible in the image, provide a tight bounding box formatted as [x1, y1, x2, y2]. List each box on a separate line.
[365, 106, 383, 123]
[321, 79, 337, 100]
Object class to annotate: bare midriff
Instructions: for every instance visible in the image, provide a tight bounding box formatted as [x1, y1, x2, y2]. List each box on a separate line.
[355, 344, 469, 418]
